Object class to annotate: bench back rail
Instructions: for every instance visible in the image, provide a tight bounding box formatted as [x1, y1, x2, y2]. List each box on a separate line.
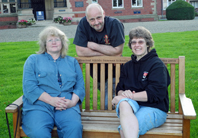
[75, 56, 184, 114]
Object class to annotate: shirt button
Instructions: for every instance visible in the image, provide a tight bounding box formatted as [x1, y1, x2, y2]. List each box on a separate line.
[60, 74, 62, 76]
[38, 74, 40, 77]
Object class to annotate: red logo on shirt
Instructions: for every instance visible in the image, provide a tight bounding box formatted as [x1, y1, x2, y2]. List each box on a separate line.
[143, 71, 148, 79]
[104, 35, 110, 45]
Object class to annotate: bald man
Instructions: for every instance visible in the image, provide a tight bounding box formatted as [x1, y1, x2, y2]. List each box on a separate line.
[73, 3, 125, 109]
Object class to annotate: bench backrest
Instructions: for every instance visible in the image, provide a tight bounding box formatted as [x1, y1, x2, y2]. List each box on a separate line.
[75, 56, 185, 114]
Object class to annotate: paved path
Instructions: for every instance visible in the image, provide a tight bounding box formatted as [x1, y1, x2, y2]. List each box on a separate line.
[0, 17, 198, 42]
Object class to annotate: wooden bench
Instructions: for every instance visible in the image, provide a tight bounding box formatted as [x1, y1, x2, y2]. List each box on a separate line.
[5, 56, 196, 138]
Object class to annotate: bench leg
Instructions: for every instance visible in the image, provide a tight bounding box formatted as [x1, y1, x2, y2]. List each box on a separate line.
[183, 119, 190, 138]
[13, 111, 21, 138]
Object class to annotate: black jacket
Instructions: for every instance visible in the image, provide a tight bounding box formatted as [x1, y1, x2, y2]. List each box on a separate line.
[116, 49, 170, 112]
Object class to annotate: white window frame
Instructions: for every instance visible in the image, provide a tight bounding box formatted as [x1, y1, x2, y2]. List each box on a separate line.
[0, 0, 17, 14]
[190, 1, 198, 8]
[131, 0, 143, 8]
[163, 0, 186, 10]
[92, 0, 98, 3]
[112, 0, 124, 8]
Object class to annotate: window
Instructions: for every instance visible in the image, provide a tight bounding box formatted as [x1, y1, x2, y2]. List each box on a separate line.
[163, 0, 186, 10]
[54, 0, 67, 8]
[3, 4, 9, 13]
[0, 0, 17, 14]
[92, 0, 97, 3]
[113, 0, 123, 8]
[17, 0, 32, 9]
[190, 1, 198, 8]
[10, 3, 16, 13]
[132, 0, 142, 7]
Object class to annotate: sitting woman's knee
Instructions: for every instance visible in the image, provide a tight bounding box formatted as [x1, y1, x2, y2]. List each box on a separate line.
[119, 101, 134, 113]
[28, 127, 51, 138]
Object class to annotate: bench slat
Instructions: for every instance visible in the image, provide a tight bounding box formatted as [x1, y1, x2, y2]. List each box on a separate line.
[170, 64, 176, 113]
[108, 64, 113, 110]
[93, 63, 98, 110]
[115, 63, 120, 88]
[85, 63, 90, 111]
[100, 63, 105, 110]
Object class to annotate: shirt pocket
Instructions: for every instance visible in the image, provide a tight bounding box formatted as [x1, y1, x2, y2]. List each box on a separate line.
[37, 71, 48, 85]
[62, 73, 77, 90]
[37, 72, 47, 78]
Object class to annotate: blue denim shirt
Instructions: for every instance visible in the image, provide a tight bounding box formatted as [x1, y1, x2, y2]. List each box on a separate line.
[22, 52, 85, 117]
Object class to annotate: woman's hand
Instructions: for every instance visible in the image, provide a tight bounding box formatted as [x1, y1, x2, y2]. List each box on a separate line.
[39, 92, 79, 111]
[50, 97, 68, 111]
[122, 90, 135, 99]
[112, 95, 126, 106]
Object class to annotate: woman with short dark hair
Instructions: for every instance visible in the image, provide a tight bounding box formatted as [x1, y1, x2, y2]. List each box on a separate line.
[112, 26, 170, 138]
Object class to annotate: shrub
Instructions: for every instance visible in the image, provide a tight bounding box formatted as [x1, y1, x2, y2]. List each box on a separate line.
[27, 18, 36, 25]
[166, 0, 195, 20]
[54, 16, 63, 23]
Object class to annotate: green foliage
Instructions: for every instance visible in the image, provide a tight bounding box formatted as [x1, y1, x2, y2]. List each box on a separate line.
[1, 31, 198, 137]
[53, 16, 63, 23]
[166, 0, 195, 20]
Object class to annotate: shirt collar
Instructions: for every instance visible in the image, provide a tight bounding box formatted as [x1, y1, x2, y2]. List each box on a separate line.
[44, 52, 61, 61]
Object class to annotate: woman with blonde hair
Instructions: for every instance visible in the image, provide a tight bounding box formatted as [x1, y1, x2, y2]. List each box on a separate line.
[22, 26, 85, 138]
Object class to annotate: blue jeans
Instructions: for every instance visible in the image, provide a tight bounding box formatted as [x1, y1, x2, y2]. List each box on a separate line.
[22, 108, 82, 138]
[98, 78, 116, 110]
[116, 98, 167, 137]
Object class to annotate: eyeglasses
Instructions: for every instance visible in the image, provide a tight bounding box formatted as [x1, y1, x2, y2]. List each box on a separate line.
[47, 38, 61, 43]
[131, 40, 145, 45]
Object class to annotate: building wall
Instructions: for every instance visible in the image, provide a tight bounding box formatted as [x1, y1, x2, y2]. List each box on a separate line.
[68, 0, 159, 23]
[0, 14, 18, 29]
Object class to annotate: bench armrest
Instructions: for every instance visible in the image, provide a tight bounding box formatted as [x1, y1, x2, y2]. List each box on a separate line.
[179, 93, 196, 120]
[5, 95, 23, 113]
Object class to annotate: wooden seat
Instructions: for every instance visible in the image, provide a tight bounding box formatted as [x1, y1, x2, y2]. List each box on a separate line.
[5, 56, 196, 138]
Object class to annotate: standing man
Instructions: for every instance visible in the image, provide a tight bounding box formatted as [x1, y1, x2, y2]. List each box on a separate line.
[73, 3, 125, 109]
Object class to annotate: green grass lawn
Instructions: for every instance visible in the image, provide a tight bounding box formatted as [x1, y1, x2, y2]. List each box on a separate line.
[1, 31, 198, 137]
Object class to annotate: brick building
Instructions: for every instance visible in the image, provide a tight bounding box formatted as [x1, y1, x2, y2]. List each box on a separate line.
[0, 0, 191, 29]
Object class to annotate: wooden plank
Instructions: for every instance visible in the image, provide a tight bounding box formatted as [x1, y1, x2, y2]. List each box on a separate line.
[82, 124, 119, 132]
[75, 57, 178, 64]
[182, 119, 190, 138]
[160, 58, 179, 64]
[75, 56, 131, 64]
[82, 121, 120, 125]
[5, 96, 23, 113]
[140, 135, 182, 138]
[100, 63, 105, 110]
[93, 63, 98, 110]
[81, 111, 117, 117]
[81, 117, 119, 122]
[170, 64, 176, 113]
[179, 94, 196, 119]
[108, 64, 113, 110]
[13, 112, 21, 138]
[83, 131, 120, 138]
[178, 56, 185, 94]
[85, 64, 90, 111]
[167, 113, 183, 119]
[115, 63, 120, 88]
[79, 63, 83, 111]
